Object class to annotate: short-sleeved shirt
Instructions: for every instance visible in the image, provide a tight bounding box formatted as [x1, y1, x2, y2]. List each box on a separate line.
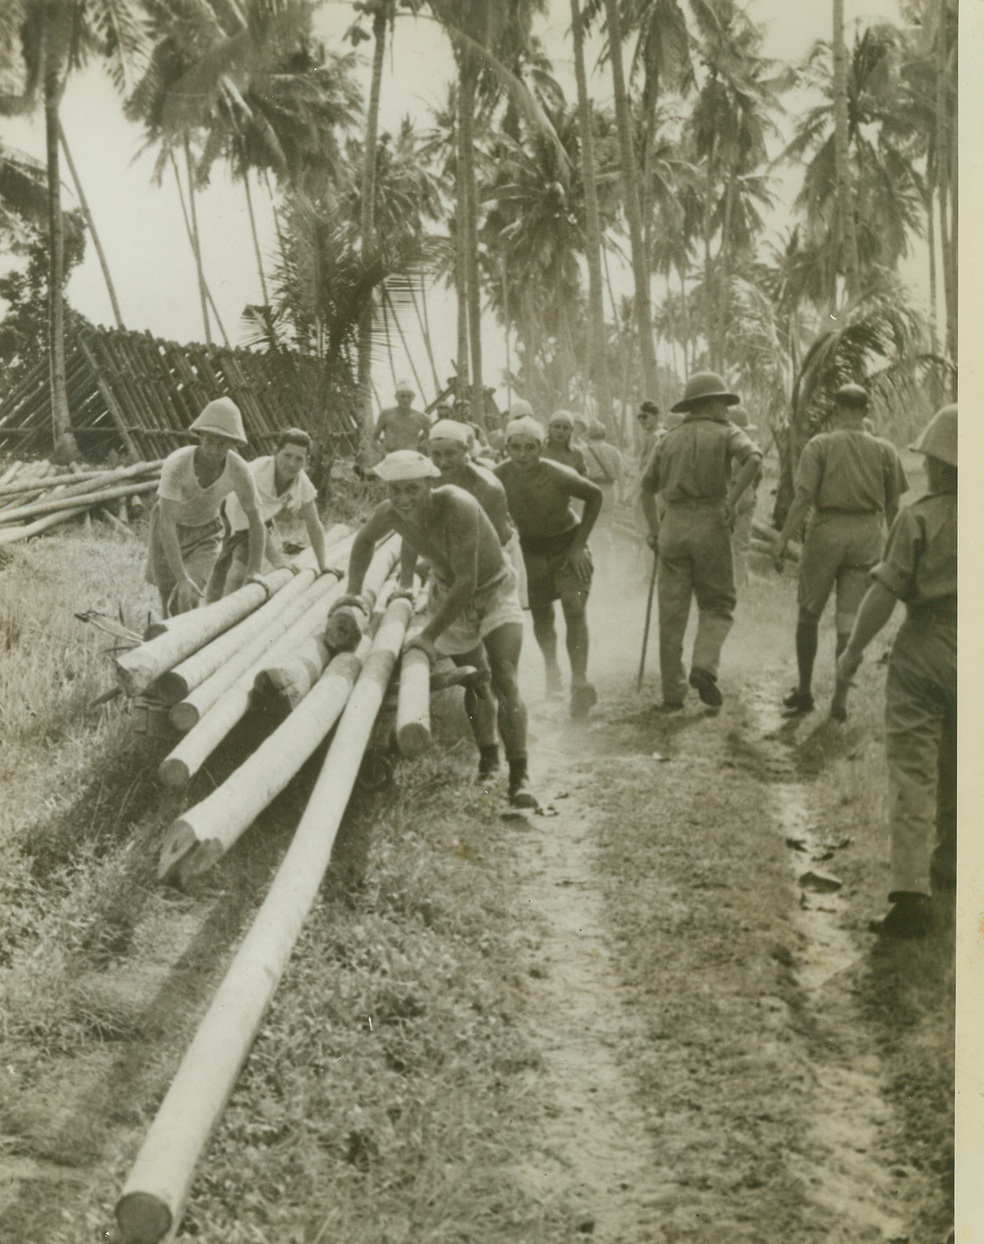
[870, 490, 956, 615]
[224, 455, 317, 533]
[795, 429, 908, 513]
[541, 441, 588, 475]
[584, 440, 624, 486]
[374, 406, 431, 453]
[156, 445, 258, 527]
[641, 412, 760, 503]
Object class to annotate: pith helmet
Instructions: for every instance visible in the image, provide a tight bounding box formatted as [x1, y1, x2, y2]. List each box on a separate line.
[671, 372, 740, 413]
[834, 383, 868, 409]
[189, 397, 246, 443]
[729, 404, 757, 431]
[910, 404, 957, 467]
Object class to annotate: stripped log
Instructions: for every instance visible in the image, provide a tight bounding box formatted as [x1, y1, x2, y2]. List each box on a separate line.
[323, 536, 401, 652]
[159, 637, 372, 882]
[395, 646, 431, 757]
[0, 504, 92, 546]
[115, 570, 294, 697]
[0, 458, 163, 501]
[115, 598, 415, 1244]
[0, 479, 159, 525]
[166, 560, 351, 733]
[159, 580, 350, 785]
[253, 539, 399, 715]
[155, 570, 319, 704]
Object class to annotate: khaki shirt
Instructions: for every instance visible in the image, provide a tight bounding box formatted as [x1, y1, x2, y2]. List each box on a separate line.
[795, 429, 908, 513]
[871, 490, 956, 613]
[641, 412, 759, 503]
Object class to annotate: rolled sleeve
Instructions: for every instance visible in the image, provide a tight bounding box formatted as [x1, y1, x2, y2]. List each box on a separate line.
[727, 425, 760, 466]
[870, 509, 920, 600]
[793, 438, 822, 497]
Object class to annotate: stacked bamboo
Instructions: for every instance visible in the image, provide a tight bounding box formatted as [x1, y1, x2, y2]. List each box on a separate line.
[0, 458, 162, 546]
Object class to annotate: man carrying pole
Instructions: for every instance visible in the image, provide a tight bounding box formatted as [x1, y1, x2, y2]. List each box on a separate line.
[145, 398, 265, 617]
[773, 383, 908, 717]
[206, 427, 330, 602]
[640, 372, 762, 712]
[334, 450, 536, 807]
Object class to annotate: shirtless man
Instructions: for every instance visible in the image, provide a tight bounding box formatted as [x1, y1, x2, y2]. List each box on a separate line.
[337, 450, 535, 807]
[372, 380, 431, 454]
[494, 415, 603, 717]
[540, 409, 588, 475]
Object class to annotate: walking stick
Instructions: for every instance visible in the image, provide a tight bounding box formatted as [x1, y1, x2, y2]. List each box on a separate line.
[636, 549, 658, 691]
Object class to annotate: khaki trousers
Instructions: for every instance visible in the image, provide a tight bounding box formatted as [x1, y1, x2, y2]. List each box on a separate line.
[657, 503, 736, 704]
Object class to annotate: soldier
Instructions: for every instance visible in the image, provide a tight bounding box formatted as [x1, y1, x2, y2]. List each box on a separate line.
[372, 379, 431, 454]
[495, 414, 603, 717]
[145, 397, 264, 617]
[835, 405, 956, 937]
[641, 372, 762, 711]
[337, 450, 536, 808]
[773, 383, 908, 717]
[541, 410, 588, 475]
[206, 427, 329, 601]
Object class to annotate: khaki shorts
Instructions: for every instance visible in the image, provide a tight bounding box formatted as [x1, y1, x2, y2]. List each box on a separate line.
[522, 539, 593, 610]
[144, 505, 222, 597]
[798, 511, 883, 622]
[428, 564, 525, 657]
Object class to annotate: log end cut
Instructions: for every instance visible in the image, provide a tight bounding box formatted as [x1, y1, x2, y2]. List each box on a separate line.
[158, 755, 191, 789]
[116, 1191, 172, 1244]
[396, 720, 431, 758]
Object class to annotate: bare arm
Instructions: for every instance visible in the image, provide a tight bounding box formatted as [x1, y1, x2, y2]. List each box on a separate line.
[345, 505, 397, 597]
[301, 500, 328, 572]
[836, 582, 898, 680]
[774, 485, 813, 566]
[399, 538, 418, 589]
[244, 504, 266, 579]
[727, 454, 762, 513]
[157, 499, 201, 608]
[416, 498, 480, 646]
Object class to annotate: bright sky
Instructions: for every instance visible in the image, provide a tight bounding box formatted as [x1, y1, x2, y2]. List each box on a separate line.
[0, 0, 951, 409]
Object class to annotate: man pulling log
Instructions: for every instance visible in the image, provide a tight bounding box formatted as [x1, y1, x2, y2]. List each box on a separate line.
[145, 398, 264, 617]
[334, 450, 537, 808]
[494, 414, 603, 717]
[205, 427, 330, 602]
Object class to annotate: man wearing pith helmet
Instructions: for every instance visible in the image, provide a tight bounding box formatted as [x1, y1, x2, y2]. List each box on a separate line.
[641, 371, 762, 711]
[145, 397, 264, 617]
[836, 404, 956, 938]
[336, 449, 537, 808]
[372, 379, 431, 455]
[774, 382, 908, 718]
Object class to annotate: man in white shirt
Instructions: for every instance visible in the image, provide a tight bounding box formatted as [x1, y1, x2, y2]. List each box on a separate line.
[206, 427, 329, 601]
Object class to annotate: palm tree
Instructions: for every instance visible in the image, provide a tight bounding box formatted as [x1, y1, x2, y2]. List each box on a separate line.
[0, 0, 147, 460]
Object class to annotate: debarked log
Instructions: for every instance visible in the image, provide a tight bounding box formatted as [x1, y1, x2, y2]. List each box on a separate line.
[158, 581, 349, 786]
[159, 638, 372, 883]
[0, 504, 92, 546]
[115, 570, 294, 697]
[395, 646, 431, 757]
[115, 598, 415, 1244]
[0, 479, 159, 525]
[323, 535, 400, 653]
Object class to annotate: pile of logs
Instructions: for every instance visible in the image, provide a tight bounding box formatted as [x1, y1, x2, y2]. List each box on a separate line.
[107, 525, 461, 1244]
[0, 458, 162, 546]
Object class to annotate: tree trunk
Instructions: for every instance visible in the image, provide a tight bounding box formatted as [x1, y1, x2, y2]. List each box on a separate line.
[832, 0, 861, 299]
[358, 7, 389, 437]
[43, 39, 80, 463]
[182, 139, 212, 345]
[454, 104, 470, 396]
[571, 0, 616, 432]
[243, 170, 269, 307]
[459, 59, 485, 428]
[602, 0, 658, 398]
[58, 121, 125, 330]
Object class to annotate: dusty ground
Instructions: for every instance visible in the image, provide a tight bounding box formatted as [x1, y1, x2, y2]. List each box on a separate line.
[0, 523, 955, 1243]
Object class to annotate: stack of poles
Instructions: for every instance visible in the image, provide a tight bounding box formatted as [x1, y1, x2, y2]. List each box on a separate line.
[0, 459, 163, 546]
[116, 594, 417, 1244]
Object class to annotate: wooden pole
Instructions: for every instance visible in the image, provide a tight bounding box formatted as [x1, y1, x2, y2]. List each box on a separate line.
[395, 646, 431, 757]
[322, 537, 400, 653]
[159, 638, 371, 883]
[165, 570, 347, 736]
[159, 580, 350, 786]
[251, 633, 331, 718]
[115, 571, 294, 697]
[115, 598, 414, 1244]
[0, 480, 158, 525]
[155, 570, 319, 705]
[0, 504, 92, 546]
[0, 459, 163, 500]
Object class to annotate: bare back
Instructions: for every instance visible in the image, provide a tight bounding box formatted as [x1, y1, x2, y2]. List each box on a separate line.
[392, 485, 506, 586]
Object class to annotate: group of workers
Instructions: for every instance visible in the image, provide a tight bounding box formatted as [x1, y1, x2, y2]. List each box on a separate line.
[143, 374, 957, 941]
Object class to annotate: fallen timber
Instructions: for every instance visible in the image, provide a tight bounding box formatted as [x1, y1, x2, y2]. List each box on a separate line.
[0, 457, 163, 502]
[115, 597, 415, 1244]
[0, 479, 158, 525]
[115, 570, 295, 697]
[395, 645, 432, 757]
[159, 637, 372, 883]
[253, 538, 401, 717]
[0, 504, 93, 547]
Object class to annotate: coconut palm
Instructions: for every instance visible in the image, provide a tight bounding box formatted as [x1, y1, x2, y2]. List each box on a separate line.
[0, 0, 147, 460]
